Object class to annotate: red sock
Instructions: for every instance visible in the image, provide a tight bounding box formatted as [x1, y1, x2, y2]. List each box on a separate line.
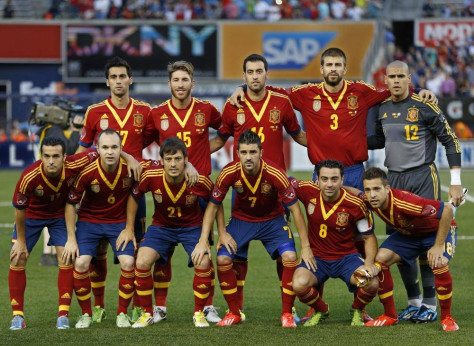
[355, 239, 366, 258]
[352, 287, 377, 310]
[194, 267, 212, 313]
[117, 269, 135, 315]
[233, 259, 248, 310]
[218, 263, 240, 315]
[295, 287, 328, 313]
[58, 264, 73, 317]
[376, 262, 397, 319]
[276, 259, 284, 300]
[433, 265, 453, 320]
[9, 266, 26, 317]
[89, 252, 107, 308]
[281, 259, 297, 314]
[153, 250, 173, 307]
[135, 267, 153, 314]
[74, 269, 92, 316]
[204, 260, 215, 306]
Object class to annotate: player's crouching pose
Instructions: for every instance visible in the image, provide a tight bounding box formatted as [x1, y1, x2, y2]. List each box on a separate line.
[360, 168, 459, 332]
[193, 130, 314, 328]
[64, 129, 142, 329]
[128, 137, 224, 328]
[290, 160, 379, 327]
[9, 137, 99, 330]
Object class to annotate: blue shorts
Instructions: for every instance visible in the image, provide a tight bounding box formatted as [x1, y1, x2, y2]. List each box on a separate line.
[298, 252, 364, 293]
[76, 221, 135, 258]
[12, 217, 67, 253]
[135, 195, 146, 242]
[217, 215, 296, 260]
[380, 225, 457, 265]
[141, 225, 202, 267]
[313, 163, 364, 190]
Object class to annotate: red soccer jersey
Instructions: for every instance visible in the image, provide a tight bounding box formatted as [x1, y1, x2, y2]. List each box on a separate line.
[362, 188, 445, 236]
[132, 166, 213, 227]
[80, 97, 152, 158]
[144, 97, 222, 175]
[67, 158, 150, 223]
[218, 90, 301, 171]
[269, 81, 390, 166]
[291, 179, 372, 260]
[211, 159, 297, 222]
[13, 150, 99, 219]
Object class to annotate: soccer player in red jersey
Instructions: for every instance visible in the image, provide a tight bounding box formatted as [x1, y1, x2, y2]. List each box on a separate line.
[360, 168, 459, 332]
[143, 61, 222, 322]
[126, 137, 223, 328]
[290, 160, 379, 327]
[9, 137, 98, 330]
[193, 130, 314, 327]
[64, 130, 144, 329]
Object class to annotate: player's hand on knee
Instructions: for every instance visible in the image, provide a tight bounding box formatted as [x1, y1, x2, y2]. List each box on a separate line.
[62, 240, 79, 265]
[228, 87, 245, 108]
[301, 246, 316, 272]
[117, 228, 136, 252]
[219, 232, 237, 255]
[191, 240, 210, 266]
[427, 244, 445, 269]
[10, 241, 29, 265]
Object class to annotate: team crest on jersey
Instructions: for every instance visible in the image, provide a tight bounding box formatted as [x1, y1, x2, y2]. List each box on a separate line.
[261, 183, 272, 195]
[396, 215, 410, 228]
[194, 112, 205, 127]
[406, 107, 419, 122]
[237, 109, 245, 125]
[154, 190, 163, 203]
[307, 203, 315, 215]
[347, 95, 358, 110]
[123, 177, 132, 188]
[186, 194, 197, 205]
[100, 114, 109, 130]
[336, 212, 349, 227]
[133, 114, 143, 127]
[161, 114, 169, 131]
[34, 185, 44, 197]
[313, 100, 321, 112]
[234, 180, 244, 194]
[269, 109, 280, 124]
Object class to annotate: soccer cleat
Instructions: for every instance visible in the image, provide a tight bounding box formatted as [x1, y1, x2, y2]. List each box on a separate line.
[410, 305, 437, 323]
[9, 315, 26, 330]
[116, 312, 132, 328]
[130, 306, 142, 323]
[303, 309, 329, 327]
[281, 313, 297, 328]
[132, 312, 154, 328]
[292, 306, 301, 323]
[91, 306, 106, 323]
[441, 316, 459, 332]
[153, 306, 167, 323]
[75, 313, 92, 328]
[226, 308, 246, 322]
[216, 312, 241, 326]
[398, 305, 420, 321]
[362, 310, 373, 322]
[301, 307, 315, 323]
[365, 314, 398, 327]
[56, 315, 70, 329]
[350, 309, 365, 326]
[193, 311, 210, 327]
[203, 305, 221, 323]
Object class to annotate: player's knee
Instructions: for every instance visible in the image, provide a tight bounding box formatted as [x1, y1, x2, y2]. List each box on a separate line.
[365, 277, 379, 291]
[195, 256, 210, 270]
[135, 256, 152, 270]
[292, 271, 310, 293]
[216, 255, 232, 266]
[74, 257, 90, 272]
[119, 255, 135, 271]
[10, 255, 27, 267]
[281, 251, 297, 262]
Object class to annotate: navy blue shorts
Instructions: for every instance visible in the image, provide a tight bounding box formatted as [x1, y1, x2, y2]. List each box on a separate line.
[76, 221, 134, 258]
[12, 217, 67, 253]
[217, 215, 296, 260]
[313, 163, 364, 190]
[140, 225, 202, 267]
[380, 225, 457, 265]
[298, 252, 364, 293]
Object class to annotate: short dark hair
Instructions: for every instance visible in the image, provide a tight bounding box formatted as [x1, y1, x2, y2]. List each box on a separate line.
[97, 129, 122, 146]
[362, 167, 389, 186]
[160, 137, 188, 159]
[168, 60, 194, 80]
[321, 47, 347, 66]
[105, 56, 132, 78]
[40, 137, 66, 155]
[243, 54, 268, 72]
[316, 159, 345, 177]
[237, 129, 262, 150]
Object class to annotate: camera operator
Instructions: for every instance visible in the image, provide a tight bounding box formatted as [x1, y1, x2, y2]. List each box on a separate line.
[38, 114, 84, 156]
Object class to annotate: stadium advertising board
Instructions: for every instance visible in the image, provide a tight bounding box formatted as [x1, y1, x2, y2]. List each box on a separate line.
[415, 18, 474, 46]
[65, 23, 217, 82]
[220, 22, 375, 80]
[439, 97, 474, 127]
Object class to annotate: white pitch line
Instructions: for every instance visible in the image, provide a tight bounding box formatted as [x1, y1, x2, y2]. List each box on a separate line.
[0, 202, 11, 207]
[440, 184, 474, 203]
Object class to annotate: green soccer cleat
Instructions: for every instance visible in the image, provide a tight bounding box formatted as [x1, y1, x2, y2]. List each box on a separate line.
[91, 306, 106, 323]
[131, 306, 142, 323]
[116, 312, 132, 328]
[303, 309, 329, 327]
[193, 311, 210, 327]
[351, 309, 365, 326]
[75, 313, 92, 329]
[132, 312, 154, 328]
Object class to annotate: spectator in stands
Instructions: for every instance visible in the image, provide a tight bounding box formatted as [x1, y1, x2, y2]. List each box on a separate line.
[267, 2, 282, 21]
[0, 128, 7, 142]
[346, 1, 365, 20]
[254, 0, 270, 19]
[3, 0, 14, 18]
[318, 0, 331, 20]
[422, 0, 436, 17]
[441, 73, 457, 97]
[223, 0, 240, 19]
[331, 0, 346, 19]
[94, 0, 110, 19]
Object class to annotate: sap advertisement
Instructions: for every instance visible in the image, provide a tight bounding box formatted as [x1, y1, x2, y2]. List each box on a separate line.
[220, 22, 375, 80]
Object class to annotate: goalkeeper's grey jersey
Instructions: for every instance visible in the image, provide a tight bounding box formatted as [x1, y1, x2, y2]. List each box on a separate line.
[368, 93, 461, 173]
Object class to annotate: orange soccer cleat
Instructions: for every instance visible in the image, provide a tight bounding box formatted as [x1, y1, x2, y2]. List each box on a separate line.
[216, 312, 241, 327]
[281, 313, 297, 328]
[365, 314, 398, 327]
[441, 316, 459, 332]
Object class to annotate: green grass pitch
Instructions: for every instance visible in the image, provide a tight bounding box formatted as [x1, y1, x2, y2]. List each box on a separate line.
[0, 169, 472, 344]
